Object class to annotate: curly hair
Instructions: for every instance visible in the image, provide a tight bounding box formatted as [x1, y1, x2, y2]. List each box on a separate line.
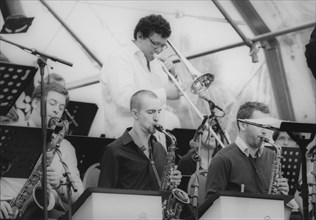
[133, 14, 171, 39]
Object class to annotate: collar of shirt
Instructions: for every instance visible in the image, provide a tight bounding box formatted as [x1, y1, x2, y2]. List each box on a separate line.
[121, 128, 157, 147]
[129, 40, 142, 56]
[235, 135, 264, 158]
[129, 40, 149, 71]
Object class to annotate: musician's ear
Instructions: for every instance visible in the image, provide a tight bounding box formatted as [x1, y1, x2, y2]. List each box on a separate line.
[131, 109, 138, 119]
[136, 31, 144, 40]
[239, 122, 247, 131]
[31, 98, 39, 109]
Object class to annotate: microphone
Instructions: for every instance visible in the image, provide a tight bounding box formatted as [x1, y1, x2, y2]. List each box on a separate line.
[189, 116, 208, 149]
[199, 93, 223, 112]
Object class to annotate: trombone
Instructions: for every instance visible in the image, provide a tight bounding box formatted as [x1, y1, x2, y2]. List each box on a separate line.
[158, 40, 226, 149]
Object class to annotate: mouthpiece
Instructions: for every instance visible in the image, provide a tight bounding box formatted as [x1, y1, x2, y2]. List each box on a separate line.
[258, 135, 270, 144]
[154, 124, 164, 132]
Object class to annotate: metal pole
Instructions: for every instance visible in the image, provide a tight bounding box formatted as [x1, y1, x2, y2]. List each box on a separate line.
[185, 21, 316, 61]
[39, 0, 103, 67]
[212, 0, 253, 47]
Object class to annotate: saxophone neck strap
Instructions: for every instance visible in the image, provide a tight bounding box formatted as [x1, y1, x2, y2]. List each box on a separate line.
[148, 137, 161, 188]
[247, 156, 268, 194]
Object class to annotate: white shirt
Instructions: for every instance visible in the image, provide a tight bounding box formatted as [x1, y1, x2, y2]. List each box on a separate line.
[100, 41, 178, 138]
[235, 135, 264, 158]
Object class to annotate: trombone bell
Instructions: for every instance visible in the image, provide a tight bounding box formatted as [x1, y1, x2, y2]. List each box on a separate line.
[191, 72, 214, 94]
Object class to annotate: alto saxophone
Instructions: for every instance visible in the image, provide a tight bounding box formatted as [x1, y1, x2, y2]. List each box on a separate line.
[259, 135, 283, 195]
[154, 124, 190, 220]
[10, 117, 69, 218]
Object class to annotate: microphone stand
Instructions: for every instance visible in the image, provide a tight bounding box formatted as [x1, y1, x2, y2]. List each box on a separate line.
[0, 36, 73, 220]
[55, 149, 78, 220]
[63, 109, 79, 135]
[206, 99, 230, 157]
[191, 116, 208, 220]
[309, 147, 316, 220]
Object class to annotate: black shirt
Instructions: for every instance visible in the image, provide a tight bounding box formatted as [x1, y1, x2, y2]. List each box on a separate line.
[98, 128, 167, 190]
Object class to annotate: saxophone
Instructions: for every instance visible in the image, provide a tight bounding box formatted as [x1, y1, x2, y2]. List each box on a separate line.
[154, 124, 190, 220]
[259, 135, 283, 195]
[10, 117, 69, 218]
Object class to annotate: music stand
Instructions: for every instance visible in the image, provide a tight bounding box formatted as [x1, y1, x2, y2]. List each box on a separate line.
[65, 135, 115, 179]
[63, 101, 98, 136]
[265, 146, 301, 196]
[238, 118, 316, 220]
[0, 61, 37, 116]
[170, 128, 195, 163]
[0, 125, 47, 178]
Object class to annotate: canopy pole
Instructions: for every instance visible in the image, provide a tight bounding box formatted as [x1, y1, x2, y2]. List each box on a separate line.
[39, 0, 103, 67]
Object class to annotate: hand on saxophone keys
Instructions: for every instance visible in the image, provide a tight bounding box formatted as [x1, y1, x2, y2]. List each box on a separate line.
[170, 169, 182, 187]
[0, 201, 13, 219]
[47, 166, 64, 189]
[277, 177, 290, 195]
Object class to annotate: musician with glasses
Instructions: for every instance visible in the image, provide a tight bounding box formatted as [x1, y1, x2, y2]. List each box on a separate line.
[0, 82, 83, 219]
[100, 14, 182, 141]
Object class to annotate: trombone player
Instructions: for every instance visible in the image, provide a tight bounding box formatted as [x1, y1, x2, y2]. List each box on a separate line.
[100, 14, 183, 141]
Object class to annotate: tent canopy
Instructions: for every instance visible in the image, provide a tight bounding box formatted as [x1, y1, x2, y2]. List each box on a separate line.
[1, 0, 315, 138]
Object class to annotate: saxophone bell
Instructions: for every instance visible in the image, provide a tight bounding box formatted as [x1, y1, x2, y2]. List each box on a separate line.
[33, 183, 55, 211]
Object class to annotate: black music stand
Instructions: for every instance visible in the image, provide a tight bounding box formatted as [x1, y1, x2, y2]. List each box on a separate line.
[170, 128, 195, 162]
[0, 125, 47, 178]
[63, 101, 98, 136]
[238, 118, 316, 220]
[65, 135, 115, 179]
[265, 146, 301, 196]
[0, 61, 37, 116]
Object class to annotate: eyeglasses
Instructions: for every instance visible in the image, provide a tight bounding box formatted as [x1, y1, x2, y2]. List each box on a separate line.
[148, 36, 168, 50]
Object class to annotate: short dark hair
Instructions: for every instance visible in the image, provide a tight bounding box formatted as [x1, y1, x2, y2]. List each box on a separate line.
[236, 101, 270, 130]
[32, 82, 69, 106]
[130, 90, 158, 111]
[133, 14, 171, 39]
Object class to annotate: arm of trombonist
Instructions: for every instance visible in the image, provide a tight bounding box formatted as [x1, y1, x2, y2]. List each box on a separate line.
[160, 57, 185, 100]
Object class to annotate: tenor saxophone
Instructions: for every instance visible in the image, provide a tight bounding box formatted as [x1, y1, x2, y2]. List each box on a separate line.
[259, 135, 283, 195]
[154, 124, 190, 220]
[10, 117, 69, 218]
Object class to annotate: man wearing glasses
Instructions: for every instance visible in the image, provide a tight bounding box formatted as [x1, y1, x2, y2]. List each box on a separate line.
[100, 14, 182, 141]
